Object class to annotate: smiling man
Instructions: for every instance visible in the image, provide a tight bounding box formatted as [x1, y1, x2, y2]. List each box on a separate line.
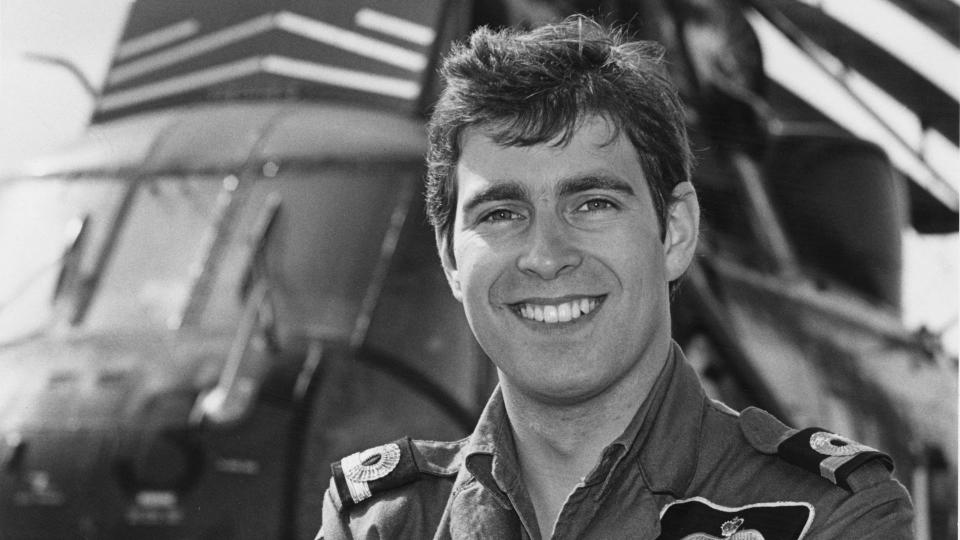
[319, 17, 913, 540]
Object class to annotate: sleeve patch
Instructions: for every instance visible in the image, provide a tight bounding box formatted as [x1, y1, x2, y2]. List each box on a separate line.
[330, 437, 420, 511]
[657, 497, 814, 540]
[777, 428, 894, 491]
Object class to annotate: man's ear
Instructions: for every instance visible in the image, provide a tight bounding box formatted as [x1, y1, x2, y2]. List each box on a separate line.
[436, 231, 464, 302]
[663, 182, 700, 281]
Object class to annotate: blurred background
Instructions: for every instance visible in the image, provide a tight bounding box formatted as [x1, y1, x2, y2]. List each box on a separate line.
[0, 0, 956, 538]
[1, 0, 956, 351]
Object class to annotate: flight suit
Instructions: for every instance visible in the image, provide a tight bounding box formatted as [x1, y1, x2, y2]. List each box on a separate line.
[319, 344, 914, 539]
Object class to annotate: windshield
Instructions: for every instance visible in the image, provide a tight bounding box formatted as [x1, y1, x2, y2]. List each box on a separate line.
[82, 162, 413, 341]
[81, 174, 225, 330]
[0, 177, 126, 344]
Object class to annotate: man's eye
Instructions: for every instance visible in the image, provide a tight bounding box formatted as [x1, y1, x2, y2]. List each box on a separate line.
[481, 209, 522, 222]
[577, 199, 616, 212]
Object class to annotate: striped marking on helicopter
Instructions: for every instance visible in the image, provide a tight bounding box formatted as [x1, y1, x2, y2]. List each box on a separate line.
[748, 11, 959, 210]
[115, 18, 201, 61]
[266, 56, 420, 99]
[274, 11, 427, 71]
[354, 8, 436, 46]
[107, 11, 428, 87]
[793, 0, 960, 100]
[98, 55, 421, 113]
[107, 15, 273, 85]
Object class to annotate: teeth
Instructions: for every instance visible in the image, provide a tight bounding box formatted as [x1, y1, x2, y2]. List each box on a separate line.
[517, 298, 599, 324]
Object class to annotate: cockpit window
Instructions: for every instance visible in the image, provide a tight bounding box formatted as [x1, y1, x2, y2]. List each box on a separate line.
[83, 175, 225, 330]
[199, 162, 414, 341]
[0, 177, 125, 344]
[81, 162, 414, 342]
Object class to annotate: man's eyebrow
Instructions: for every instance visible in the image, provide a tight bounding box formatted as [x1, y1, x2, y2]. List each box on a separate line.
[462, 182, 530, 213]
[557, 175, 635, 198]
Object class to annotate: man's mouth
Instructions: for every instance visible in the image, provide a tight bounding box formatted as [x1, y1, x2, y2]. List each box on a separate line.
[513, 296, 604, 324]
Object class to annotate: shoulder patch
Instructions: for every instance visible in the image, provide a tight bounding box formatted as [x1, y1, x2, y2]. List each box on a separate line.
[329, 437, 463, 512]
[658, 497, 814, 540]
[739, 407, 894, 491]
[330, 438, 417, 511]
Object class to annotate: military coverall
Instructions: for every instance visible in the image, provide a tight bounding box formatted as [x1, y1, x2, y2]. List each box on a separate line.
[320, 344, 914, 539]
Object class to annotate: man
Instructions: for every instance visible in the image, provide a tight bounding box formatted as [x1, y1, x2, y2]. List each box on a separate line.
[320, 17, 913, 539]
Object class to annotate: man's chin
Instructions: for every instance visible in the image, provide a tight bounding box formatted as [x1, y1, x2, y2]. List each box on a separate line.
[504, 371, 614, 407]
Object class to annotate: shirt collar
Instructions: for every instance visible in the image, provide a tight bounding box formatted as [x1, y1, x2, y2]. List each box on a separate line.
[627, 341, 706, 496]
[462, 386, 518, 507]
[463, 342, 706, 500]
[579, 342, 703, 499]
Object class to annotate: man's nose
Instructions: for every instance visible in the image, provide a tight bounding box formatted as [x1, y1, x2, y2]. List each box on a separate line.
[516, 218, 582, 279]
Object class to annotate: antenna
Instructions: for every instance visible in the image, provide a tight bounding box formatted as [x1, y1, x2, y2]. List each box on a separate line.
[22, 52, 98, 98]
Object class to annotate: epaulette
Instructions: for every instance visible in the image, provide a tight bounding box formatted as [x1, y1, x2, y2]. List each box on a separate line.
[329, 437, 461, 512]
[739, 407, 894, 492]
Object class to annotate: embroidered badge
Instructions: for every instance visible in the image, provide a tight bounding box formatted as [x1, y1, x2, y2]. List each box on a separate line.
[809, 431, 866, 457]
[678, 515, 765, 539]
[657, 497, 813, 540]
[342, 443, 401, 482]
[721, 516, 744, 536]
[724, 531, 763, 540]
[330, 437, 422, 512]
[776, 427, 893, 490]
[678, 527, 764, 540]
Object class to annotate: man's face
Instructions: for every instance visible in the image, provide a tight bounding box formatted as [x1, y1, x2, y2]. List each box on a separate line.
[441, 116, 698, 404]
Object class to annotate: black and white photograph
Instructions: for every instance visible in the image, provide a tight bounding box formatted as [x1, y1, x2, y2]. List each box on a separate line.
[0, 1, 956, 538]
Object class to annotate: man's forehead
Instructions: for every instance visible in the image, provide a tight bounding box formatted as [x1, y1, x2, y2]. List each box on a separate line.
[458, 114, 621, 151]
[455, 118, 644, 196]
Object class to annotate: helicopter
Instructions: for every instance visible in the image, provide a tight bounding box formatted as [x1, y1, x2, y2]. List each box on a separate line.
[0, 0, 956, 538]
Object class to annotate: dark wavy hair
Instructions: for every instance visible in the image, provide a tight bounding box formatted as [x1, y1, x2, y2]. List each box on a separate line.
[426, 15, 694, 263]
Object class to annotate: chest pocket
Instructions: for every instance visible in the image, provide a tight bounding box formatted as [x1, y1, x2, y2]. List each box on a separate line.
[657, 497, 814, 540]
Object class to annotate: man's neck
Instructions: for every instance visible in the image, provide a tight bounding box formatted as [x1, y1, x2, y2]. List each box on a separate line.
[500, 338, 672, 538]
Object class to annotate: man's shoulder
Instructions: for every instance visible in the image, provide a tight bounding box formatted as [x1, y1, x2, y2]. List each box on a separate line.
[697, 401, 897, 492]
[686, 403, 913, 538]
[326, 436, 467, 513]
[319, 437, 468, 540]
[733, 406, 897, 494]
